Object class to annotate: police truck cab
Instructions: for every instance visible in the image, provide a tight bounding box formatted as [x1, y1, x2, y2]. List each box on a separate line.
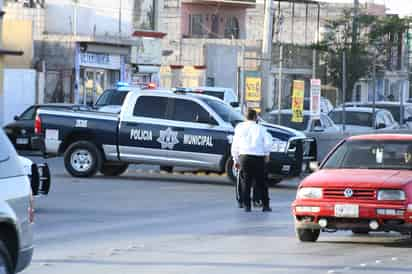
[35, 87, 315, 183]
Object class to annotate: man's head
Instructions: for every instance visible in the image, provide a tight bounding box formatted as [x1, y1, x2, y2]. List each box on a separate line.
[246, 108, 258, 121]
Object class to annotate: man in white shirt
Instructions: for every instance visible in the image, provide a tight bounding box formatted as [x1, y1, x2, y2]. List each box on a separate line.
[231, 109, 273, 212]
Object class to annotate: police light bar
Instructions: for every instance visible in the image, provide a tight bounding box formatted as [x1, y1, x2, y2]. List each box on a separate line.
[146, 82, 157, 89]
[116, 82, 129, 88]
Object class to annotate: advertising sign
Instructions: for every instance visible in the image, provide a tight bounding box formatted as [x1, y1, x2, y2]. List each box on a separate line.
[245, 75, 261, 102]
[291, 80, 305, 123]
[310, 79, 321, 119]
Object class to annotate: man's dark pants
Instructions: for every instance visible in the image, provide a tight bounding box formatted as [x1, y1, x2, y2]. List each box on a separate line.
[240, 155, 269, 208]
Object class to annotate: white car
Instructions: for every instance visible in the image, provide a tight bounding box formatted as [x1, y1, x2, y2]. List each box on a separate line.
[0, 130, 34, 273]
[182, 86, 240, 111]
[19, 156, 51, 197]
[328, 107, 399, 132]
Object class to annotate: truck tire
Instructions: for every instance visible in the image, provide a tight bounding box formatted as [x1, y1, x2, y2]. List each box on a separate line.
[101, 163, 129, 176]
[225, 157, 236, 184]
[64, 141, 103, 177]
[0, 241, 12, 274]
[296, 228, 320, 242]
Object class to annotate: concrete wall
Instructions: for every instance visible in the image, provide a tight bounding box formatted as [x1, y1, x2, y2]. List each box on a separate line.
[2, 20, 33, 68]
[181, 4, 246, 39]
[1, 69, 36, 126]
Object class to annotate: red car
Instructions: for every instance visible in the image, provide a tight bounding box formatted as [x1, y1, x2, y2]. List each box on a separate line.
[292, 134, 412, 242]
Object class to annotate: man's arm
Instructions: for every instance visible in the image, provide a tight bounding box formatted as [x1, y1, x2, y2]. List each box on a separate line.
[263, 128, 273, 156]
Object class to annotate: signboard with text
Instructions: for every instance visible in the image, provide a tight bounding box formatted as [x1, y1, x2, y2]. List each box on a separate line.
[310, 79, 321, 119]
[245, 73, 261, 102]
[291, 80, 305, 123]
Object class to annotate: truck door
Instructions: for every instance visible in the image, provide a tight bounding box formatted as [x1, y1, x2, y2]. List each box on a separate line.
[118, 95, 173, 165]
[165, 98, 229, 170]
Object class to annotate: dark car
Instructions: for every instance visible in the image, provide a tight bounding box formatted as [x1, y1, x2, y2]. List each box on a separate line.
[3, 104, 88, 151]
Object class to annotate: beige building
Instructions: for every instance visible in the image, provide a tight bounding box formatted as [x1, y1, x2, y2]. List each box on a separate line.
[2, 19, 33, 68]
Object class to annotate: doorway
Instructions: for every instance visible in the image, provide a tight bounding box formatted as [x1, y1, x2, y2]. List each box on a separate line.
[82, 69, 108, 105]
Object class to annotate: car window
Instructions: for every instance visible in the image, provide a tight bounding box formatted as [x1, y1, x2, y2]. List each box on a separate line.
[375, 111, 385, 127]
[320, 116, 330, 128]
[20, 106, 36, 120]
[329, 111, 373, 127]
[382, 112, 393, 126]
[323, 140, 412, 170]
[0, 130, 23, 179]
[95, 89, 128, 107]
[170, 98, 211, 124]
[133, 96, 168, 119]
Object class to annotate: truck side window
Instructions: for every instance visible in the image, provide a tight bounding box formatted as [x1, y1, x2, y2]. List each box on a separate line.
[133, 96, 168, 119]
[171, 98, 210, 123]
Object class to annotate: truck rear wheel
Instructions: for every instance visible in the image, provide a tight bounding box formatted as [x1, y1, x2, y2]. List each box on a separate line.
[296, 228, 320, 242]
[64, 141, 102, 177]
[0, 241, 12, 274]
[101, 163, 129, 176]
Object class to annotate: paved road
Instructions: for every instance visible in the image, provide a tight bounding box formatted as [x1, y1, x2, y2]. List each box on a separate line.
[22, 158, 412, 274]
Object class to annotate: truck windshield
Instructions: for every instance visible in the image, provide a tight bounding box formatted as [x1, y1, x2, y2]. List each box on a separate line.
[95, 89, 128, 107]
[261, 113, 309, 131]
[0, 130, 23, 178]
[323, 140, 412, 170]
[200, 98, 244, 126]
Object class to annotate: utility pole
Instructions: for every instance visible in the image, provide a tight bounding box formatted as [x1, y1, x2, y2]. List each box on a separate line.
[72, 0, 78, 37]
[119, 0, 122, 37]
[342, 49, 347, 132]
[276, 1, 283, 124]
[261, 0, 274, 113]
[372, 51, 376, 120]
[351, 0, 359, 47]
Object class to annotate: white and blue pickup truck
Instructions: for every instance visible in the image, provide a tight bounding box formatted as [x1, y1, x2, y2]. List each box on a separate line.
[34, 88, 316, 184]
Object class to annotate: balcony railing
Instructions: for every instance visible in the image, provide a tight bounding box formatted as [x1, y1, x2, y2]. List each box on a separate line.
[182, 0, 256, 7]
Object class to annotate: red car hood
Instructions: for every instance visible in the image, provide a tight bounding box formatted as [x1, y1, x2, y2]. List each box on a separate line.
[302, 169, 412, 189]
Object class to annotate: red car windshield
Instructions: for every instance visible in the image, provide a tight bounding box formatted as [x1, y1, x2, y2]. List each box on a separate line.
[323, 140, 412, 170]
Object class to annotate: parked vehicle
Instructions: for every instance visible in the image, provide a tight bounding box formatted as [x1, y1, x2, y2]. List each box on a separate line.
[328, 107, 399, 132]
[35, 88, 315, 183]
[19, 157, 51, 197]
[3, 104, 88, 151]
[177, 86, 240, 111]
[282, 97, 334, 114]
[293, 134, 412, 242]
[344, 101, 412, 125]
[0, 129, 34, 273]
[260, 109, 339, 134]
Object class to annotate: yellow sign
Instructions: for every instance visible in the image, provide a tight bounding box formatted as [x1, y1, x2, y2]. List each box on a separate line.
[245, 77, 261, 102]
[291, 80, 305, 123]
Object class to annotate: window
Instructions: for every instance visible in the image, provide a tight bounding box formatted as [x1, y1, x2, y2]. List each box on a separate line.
[133, 96, 168, 119]
[375, 111, 386, 127]
[210, 15, 219, 38]
[171, 99, 210, 124]
[200, 97, 243, 126]
[20, 107, 36, 120]
[95, 90, 128, 107]
[224, 17, 240, 39]
[189, 14, 204, 37]
[0, 130, 23, 179]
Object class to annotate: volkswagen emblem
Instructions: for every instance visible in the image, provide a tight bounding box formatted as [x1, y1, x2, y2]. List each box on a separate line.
[344, 188, 353, 198]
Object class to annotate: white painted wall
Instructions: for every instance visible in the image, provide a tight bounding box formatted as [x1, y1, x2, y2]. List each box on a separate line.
[45, 0, 155, 37]
[1, 69, 36, 126]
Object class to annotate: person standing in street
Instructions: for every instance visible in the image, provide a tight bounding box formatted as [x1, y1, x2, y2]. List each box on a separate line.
[231, 109, 273, 212]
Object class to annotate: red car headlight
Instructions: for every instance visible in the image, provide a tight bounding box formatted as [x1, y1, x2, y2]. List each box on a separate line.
[297, 187, 323, 199]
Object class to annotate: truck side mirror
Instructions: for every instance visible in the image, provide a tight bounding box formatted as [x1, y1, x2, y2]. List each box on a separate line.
[376, 123, 386, 129]
[14, 115, 20, 121]
[309, 161, 319, 172]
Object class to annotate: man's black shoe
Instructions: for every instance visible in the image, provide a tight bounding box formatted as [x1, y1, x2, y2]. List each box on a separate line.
[244, 206, 251, 212]
[262, 207, 272, 212]
[238, 202, 244, 208]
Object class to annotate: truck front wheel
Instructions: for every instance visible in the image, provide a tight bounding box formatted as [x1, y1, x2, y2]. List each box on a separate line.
[101, 163, 129, 176]
[64, 141, 103, 177]
[0, 240, 12, 274]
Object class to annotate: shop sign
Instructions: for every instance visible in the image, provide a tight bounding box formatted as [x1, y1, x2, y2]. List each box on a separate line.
[291, 80, 305, 123]
[310, 79, 321, 119]
[80, 52, 121, 70]
[245, 73, 261, 102]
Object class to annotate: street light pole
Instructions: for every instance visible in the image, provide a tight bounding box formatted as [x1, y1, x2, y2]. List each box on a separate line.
[342, 49, 347, 132]
[261, 0, 274, 113]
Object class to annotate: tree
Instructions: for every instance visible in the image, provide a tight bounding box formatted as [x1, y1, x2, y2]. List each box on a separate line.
[316, 10, 411, 103]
